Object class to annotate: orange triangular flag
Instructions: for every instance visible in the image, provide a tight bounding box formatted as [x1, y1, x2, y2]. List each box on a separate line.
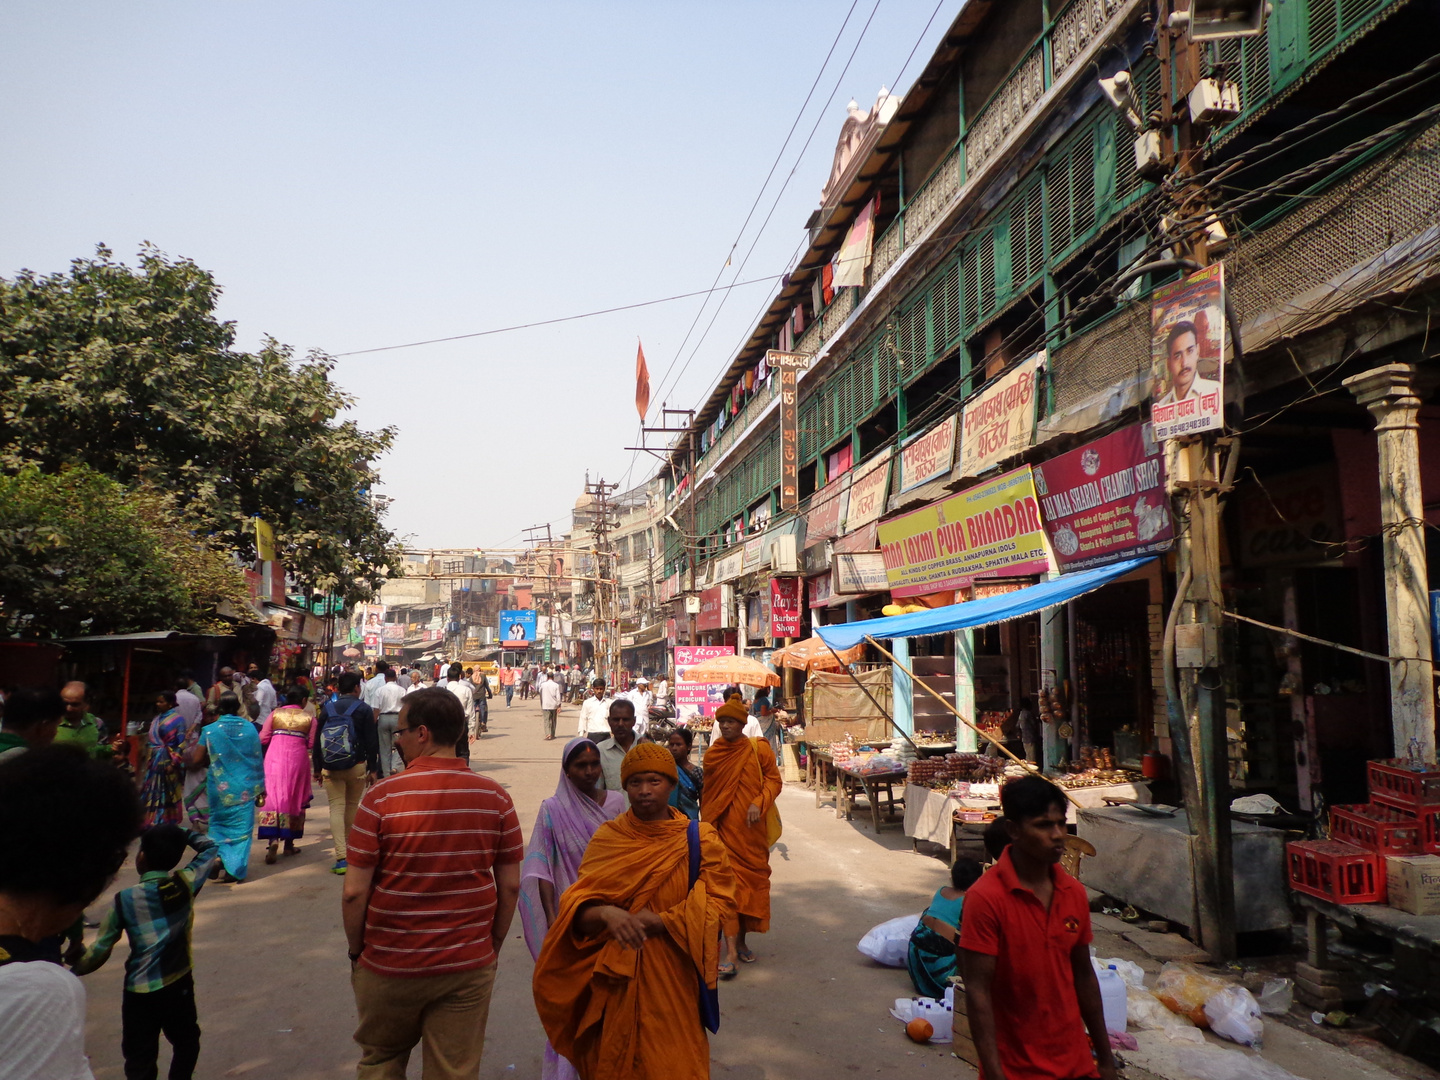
[635, 340, 651, 422]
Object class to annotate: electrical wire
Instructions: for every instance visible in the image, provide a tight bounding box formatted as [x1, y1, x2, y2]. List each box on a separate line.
[331, 274, 784, 357]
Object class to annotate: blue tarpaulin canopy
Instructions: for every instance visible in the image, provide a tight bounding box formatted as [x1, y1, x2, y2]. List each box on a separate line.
[815, 557, 1156, 651]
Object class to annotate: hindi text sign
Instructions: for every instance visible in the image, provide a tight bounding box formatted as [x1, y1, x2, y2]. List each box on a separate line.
[1150, 264, 1225, 440]
[1033, 423, 1172, 571]
[958, 352, 1043, 477]
[878, 466, 1052, 597]
[770, 350, 811, 510]
[900, 415, 957, 493]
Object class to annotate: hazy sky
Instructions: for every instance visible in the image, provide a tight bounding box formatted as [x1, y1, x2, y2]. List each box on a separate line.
[1, 2, 954, 550]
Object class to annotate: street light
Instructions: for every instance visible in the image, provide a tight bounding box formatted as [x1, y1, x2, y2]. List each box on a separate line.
[1173, 0, 1270, 40]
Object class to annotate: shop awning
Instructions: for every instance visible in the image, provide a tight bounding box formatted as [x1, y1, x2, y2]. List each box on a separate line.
[815, 557, 1156, 650]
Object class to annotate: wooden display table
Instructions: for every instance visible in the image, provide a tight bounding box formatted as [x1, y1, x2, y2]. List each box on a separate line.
[836, 764, 907, 833]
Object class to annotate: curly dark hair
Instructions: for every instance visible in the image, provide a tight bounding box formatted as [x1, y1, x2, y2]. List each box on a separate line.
[0, 746, 142, 905]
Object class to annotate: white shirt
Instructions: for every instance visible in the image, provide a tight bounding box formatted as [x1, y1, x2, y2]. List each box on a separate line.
[404, 680, 427, 696]
[253, 678, 277, 717]
[1157, 374, 1221, 405]
[446, 679, 475, 721]
[655, 680, 669, 701]
[539, 679, 563, 710]
[577, 694, 613, 736]
[374, 681, 405, 715]
[175, 688, 203, 726]
[396, 673, 412, 690]
[0, 961, 95, 1079]
[362, 673, 387, 708]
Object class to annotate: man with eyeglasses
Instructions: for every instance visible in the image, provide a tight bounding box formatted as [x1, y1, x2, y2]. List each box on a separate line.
[342, 689, 522, 1078]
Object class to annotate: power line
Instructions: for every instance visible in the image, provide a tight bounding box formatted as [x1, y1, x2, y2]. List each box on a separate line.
[330, 274, 784, 357]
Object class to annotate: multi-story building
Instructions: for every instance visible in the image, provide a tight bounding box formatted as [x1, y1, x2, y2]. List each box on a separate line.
[658, 0, 1440, 824]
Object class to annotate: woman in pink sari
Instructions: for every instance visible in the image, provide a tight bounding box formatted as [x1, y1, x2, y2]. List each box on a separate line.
[519, 737, 626, 1080]
[258, 684, 315, 864]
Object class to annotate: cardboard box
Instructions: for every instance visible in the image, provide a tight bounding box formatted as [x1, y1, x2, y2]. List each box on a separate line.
[1385, 855, 1440, 916]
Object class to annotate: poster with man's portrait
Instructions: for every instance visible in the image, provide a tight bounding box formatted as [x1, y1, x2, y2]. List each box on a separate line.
[1149, 263, 1225, 441]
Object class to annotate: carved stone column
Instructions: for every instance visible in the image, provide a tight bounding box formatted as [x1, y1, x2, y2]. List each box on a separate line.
[1343, 363, 1436, 762]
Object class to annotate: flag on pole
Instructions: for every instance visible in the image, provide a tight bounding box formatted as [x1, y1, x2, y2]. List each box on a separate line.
[635, 340, 651, 421]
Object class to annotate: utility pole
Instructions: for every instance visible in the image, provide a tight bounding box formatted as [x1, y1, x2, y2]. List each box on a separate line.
[586, 477, 620, 687]
[523, 523, 555, 666]
[1157, 0, 1236, 960]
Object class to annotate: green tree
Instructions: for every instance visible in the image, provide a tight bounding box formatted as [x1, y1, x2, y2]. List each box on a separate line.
[0, 466, 254, 638]
[0, 245, 401, 606]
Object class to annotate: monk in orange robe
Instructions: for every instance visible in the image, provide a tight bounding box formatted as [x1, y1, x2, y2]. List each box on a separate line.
[701, 695, 782, 972]
[533, 741, 737, 1080]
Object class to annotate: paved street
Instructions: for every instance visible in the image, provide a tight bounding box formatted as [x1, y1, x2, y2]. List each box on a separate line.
[79, 698, 958, 1079]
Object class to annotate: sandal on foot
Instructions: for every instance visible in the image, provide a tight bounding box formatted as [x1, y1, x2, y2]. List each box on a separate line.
[737, 947, 757, 964]
[718, 962, 738, 979]
[264, 843, 278, 865]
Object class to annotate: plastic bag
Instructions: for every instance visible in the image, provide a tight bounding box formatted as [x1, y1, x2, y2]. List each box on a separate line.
[1175, 1045, 1300, 1080]
[1256, 977, 1293, 1015]
[1127, 985, 1197, 1031]
[1205, 986, 1265, 1048]
[858, 914, 920, 967]
[1092, 956, 1146, 989]
[1154, 962, 1230, 1026]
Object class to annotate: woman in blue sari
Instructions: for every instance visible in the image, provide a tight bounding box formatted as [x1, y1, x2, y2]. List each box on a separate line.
[193, 690, 266, 882]
[139, 690, 188, 828]
[666, 727, 704, 819]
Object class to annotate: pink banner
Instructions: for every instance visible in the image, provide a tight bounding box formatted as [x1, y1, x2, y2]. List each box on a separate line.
[674, 645, 735, 718]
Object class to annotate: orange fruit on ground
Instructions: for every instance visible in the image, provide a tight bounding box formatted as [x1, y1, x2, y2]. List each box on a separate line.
[906, 1017, 934, 1043]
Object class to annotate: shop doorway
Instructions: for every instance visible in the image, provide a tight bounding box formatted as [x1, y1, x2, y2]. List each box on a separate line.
[1073, 581, 1153, 765]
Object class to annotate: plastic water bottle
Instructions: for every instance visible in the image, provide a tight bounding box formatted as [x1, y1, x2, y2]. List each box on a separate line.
[1098, 965, 1128, 1034]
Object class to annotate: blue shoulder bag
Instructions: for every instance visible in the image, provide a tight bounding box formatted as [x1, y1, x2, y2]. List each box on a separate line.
[686, 819, 722, 1034]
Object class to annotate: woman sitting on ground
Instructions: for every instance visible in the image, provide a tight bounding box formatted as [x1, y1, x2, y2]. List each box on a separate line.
[907, 856, 983, 999]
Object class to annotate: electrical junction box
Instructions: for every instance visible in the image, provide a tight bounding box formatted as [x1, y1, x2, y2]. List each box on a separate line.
[1175, 624, 1220, 668]
[1188, 79, 1242, 125]
[684, 595, 701, 615]
[1133, 130, 1164, 180]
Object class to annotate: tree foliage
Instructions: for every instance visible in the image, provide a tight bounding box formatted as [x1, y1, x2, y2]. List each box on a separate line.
[0, 246, 401, 607]
[0, 466, 255, 638]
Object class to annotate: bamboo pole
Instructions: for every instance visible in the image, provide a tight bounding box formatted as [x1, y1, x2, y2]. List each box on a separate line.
[862, 634, 1082, 810]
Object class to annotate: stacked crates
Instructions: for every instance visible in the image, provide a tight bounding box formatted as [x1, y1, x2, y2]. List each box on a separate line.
[1286, 760, 1440, 905]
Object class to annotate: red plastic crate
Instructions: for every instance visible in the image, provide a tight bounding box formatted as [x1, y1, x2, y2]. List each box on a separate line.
[1419, 809, 1440, 856]
[1368, 760, 1440, 813]
[1286, 840, 1386, 904]
[1330, 803, 1423, 855]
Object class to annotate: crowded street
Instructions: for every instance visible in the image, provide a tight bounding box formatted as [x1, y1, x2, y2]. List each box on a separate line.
[8, 3, 1440, 1079]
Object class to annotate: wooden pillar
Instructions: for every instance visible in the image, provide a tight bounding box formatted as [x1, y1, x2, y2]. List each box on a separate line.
[1343, 363, 1436, 762]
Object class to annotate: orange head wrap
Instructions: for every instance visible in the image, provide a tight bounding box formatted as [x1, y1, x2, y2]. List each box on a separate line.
[715, 697, 749, 724]
[620, 741, 678, 785]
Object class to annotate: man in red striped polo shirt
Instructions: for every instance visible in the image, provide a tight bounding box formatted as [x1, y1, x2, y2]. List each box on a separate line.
[342, 688, 523, 1079]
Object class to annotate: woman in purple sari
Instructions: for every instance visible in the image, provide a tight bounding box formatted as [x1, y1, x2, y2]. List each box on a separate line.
[139, 691, 187, 828]
[519, 737, 626, 1080]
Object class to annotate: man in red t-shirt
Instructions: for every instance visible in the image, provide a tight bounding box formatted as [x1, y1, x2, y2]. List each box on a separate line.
[960, 775, 1117, 1080]
[342, 688, 523, 1078]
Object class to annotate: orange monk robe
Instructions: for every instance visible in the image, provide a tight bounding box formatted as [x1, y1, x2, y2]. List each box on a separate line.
[700, 735, 782, 935]
[532, 809, 737, 1080]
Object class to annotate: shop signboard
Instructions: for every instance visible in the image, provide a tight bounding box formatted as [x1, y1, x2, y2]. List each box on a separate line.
[1235, 463, 1342, 567]
[363, 632, 381, 654]
[957, 352, 1043, 478]
[1150, 263, 1225, 441]
[1033, 423, 1172, 572]
[877, 465, 1051, 597]
[833, 551, 889, 594]
[743, 534, 767, 571]
[770, 577, 802, 637]
[714, 549, 745, 583]
[899, 414, 957, 493]
[580, 628, 594, 642]
[499, 609, 537, 646]
[381, 624, 404, 642]
[845, 449, 891, 531]
[771, 350, 811, 510]
[696, 585, 733, 631]
[808, 572, 834, 609]
[675, 644, 734, 717]
[805, 473, 851, 541]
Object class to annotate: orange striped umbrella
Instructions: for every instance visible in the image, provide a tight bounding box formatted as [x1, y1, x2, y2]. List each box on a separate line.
[680, 654, 780, 688]
[770, 636, 866, 671]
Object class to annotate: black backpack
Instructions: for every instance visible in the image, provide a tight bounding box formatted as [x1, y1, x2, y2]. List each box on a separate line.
[319, 697, 363, 771]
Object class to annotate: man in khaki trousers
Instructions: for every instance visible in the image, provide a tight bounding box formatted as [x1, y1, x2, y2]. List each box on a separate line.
[343, 689, 522, 1078]
[313, 671, 379, 876]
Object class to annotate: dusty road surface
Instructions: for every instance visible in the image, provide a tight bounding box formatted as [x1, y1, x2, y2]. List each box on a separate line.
[79, 697, 955, 1079]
